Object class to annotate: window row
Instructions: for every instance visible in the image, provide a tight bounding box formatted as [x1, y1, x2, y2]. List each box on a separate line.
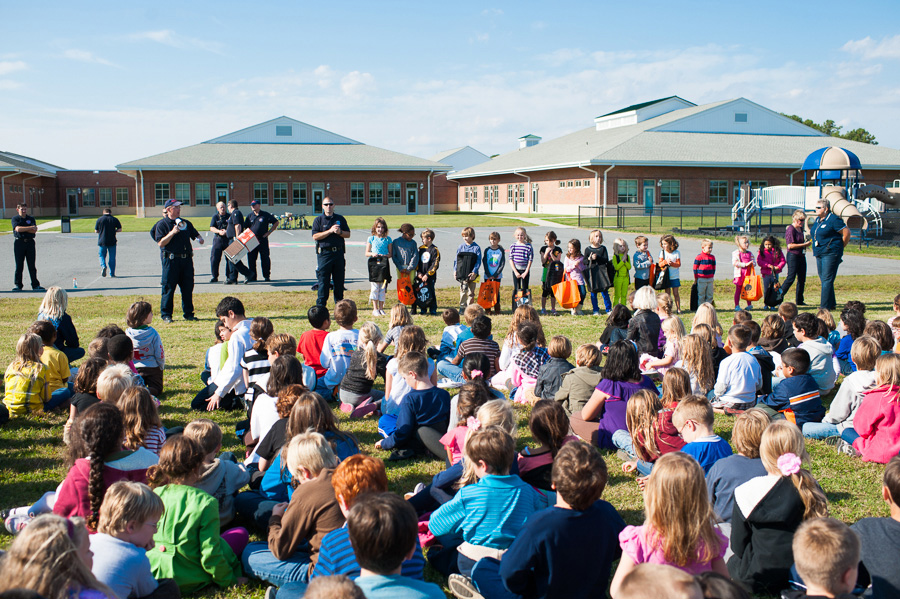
[557, 179, 592, 188]
[615, 180, 770, 205]
[153, 182, 410, 206]
[69, 187, 130, 207]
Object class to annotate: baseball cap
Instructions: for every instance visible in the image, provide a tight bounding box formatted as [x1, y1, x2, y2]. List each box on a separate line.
[164, 199, 182, 209]
[398, 223, 415, 235]
[250, 200, 260, 205]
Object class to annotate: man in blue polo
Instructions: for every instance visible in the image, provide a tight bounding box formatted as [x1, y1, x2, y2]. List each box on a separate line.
[151, 199, 204, 322]
[311, 197, 350, 307]
[245, 199, 279, 282]
[809, 198, 850, 310]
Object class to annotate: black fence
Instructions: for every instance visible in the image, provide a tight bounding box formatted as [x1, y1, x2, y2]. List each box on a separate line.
[577, 204, 797, 236]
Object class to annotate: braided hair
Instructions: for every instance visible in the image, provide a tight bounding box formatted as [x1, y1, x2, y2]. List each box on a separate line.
[77, 403, 125, 530]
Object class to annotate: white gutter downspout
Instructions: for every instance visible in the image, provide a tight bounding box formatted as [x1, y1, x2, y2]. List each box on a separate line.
[21, 175, 41, 216]
[428, 170, 433, 215]
[1, 171, 20, 219]
[577, 164, 599, 208]
[511, 171, 530, 214]
[139, 170, 145, 219]
[451, 178, 462, 211]
[602, 165, 616, 218]
[789, 168, 802, 186]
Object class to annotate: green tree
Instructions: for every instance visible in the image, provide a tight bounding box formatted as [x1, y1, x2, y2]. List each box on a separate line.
[782, 114, 878, 145]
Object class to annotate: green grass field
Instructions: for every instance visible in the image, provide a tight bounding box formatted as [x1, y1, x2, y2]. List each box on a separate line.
[1, 276, 898, 598]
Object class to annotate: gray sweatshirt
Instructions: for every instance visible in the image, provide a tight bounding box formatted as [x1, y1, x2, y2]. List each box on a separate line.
[392, 237, 419, 272]
[194, 458, 251, 526]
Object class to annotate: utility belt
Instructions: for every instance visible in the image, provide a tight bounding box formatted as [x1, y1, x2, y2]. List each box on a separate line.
[165, 251, 192, 259]
[14, 237, 35, 242]
[317, 246, 341, 254]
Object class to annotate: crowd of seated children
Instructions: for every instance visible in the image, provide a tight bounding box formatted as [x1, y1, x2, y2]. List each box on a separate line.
[438, 315, 501, 384]
[534, 335, 574, 401]
[244, 356, 306, 459]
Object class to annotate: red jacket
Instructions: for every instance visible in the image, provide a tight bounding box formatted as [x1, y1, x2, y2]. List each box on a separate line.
[852, 385, 900, 463]
[756, 249, 786, 277]
[53, 449, 157, 521]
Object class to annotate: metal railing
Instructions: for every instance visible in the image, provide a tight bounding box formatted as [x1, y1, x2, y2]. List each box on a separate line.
[577, 204, 798, 236]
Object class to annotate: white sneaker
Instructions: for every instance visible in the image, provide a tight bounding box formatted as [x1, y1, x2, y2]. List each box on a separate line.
[437, 378, 464, 389]
[449, 574, 485, 599]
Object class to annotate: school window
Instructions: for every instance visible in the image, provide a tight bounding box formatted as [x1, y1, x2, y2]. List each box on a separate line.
[566, 180, 573, 187]
[493, 185, 499, 201]
[749, 180, 768, 191]
[254, 183, 268, 205]
[116, 187, 129, 207]
[518, 183, 525, 202]
[293, 182, 307, 205]
[472, 186, 478, 202]
[154, 183, 169, 206]
[507, 184, 514, 203]
[583, 180, 591, 187]
[82, 188, 96, 207]
[558, 181, 565, 188]
[617, 179, 638, 204]
[387, 182, 401, 204]
[709, 180, 729, 204]
[575, 180, 582, 187]
[660, 180, 681, 204]
[99, 188, 112, 207]
[369, 182, 383, 204]
[273, 182, 288, 206]
[195, 183, 211, 206]
[175, 183, 190, 204]
[350, 183, 365, 205]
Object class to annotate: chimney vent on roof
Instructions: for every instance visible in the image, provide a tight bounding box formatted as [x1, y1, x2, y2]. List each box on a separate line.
[518, 134, 541, 150]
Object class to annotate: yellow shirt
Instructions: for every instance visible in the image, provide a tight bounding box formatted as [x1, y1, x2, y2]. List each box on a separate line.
[40, 345, 70, 394]
[4, 361, 46, 415]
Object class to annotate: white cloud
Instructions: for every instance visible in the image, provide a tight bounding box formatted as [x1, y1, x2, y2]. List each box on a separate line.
[62, 49, 118, 68]
[482, 8, 503, 16]
[842, 35, 900, 60]
[538, 48, 585, 67]
[314, 65, 335, 89]
[128, 29, 224, 54]
[340, 71, 375, 97]
[0, 60, 27, 76]
[470, 32, 490, 43]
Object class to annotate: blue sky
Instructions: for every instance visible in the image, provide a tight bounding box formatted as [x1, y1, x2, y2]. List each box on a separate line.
[2, 0, 900, 169]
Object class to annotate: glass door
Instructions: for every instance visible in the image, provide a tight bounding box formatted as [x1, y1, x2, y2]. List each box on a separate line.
[312, 183, 325, 214]
[406, 183, 418, 214]
[67, 189, 78, 215]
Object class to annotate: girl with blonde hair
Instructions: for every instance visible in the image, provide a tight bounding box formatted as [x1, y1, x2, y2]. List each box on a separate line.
[339, 322, 388, 414]
[692, 303, 724, 347]
[508, 226, 535, 311]
[642, 316, 685, 375]
[676, 334, 716, 396]
[38, 286, 85, 363]
[455, 399, 517, 489]
[0, 514, 116, 599]
[4, 332, 47, 415]
[117, 386, 165, 456]
[377, 304, 413, 353]
[619, 389, 685, 477]
[732, 235, 756, 311]
[729, 420, 828, 594]
[610, 452, 728, 597]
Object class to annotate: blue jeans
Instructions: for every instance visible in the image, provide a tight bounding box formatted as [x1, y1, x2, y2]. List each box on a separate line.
[471, 557, 520, 599]
[46, 382, 73, 410]
[802, 421, 841, 439]
[841, 428, 860, 445]
[242, 541, 311, 587]
[98, 245, 117, 276]
[275, 582, 308, 599]
[590, 291, 612, 313]
[233, 490, 280, 531]
[610, 429, 653, 475]
[816, 253, 842, 310]
[437, 360, 464, 383]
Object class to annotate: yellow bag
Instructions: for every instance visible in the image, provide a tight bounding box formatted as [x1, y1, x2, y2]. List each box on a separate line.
[740, 266, 763, 302]
[553, 275, 581, 310]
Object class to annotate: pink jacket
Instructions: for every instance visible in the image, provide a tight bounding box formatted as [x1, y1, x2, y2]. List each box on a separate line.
[756, 249, 786, 277]
[852, 385, 900, 463]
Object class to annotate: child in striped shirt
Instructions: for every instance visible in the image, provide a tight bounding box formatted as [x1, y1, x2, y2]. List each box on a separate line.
[508, 227, 534, 310]
[693, 239, 716, 306]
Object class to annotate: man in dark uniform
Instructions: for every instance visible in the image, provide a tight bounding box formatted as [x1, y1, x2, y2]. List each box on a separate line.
[12, 203, 43, 291]
[245, 199, 279, 282]
[225, 199, 253, 285]
[311, 197, 350, 307]
[95, 207, 122, 277]
[151, 199, 204, 322]
[208, 201, 229, 283]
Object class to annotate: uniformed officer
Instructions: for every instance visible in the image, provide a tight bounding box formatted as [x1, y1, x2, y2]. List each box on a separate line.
[810, 198, 850, 311]
[245, 199, 279, 282]
[151, 199, 204, 322]
[11, 203, 43, 291]
[209, 201, 229, 282]
[311, 197, 350, 307]
[225, 199, 253, 285]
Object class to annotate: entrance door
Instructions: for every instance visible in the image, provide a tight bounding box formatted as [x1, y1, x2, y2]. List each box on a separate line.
[312, 184, 325, 214]
[406, 183, 418, 214]
[643, 184, 655, 215]
[67, 189, 78, 215]
[215, 183, 229, 205]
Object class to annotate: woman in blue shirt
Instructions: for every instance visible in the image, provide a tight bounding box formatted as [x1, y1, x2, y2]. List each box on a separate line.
[809, 199, 850, 311]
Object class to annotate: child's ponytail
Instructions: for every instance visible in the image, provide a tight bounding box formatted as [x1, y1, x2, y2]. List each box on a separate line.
[625, 390, 663, 461]
[357, 322, 383, 381]
[250, 316, 274, 353]
[76, 403, 125, 529]
[461, 353, 493, 398]
[760, 420, 828, 519]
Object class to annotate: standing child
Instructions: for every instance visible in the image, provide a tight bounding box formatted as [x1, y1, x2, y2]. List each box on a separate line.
[732, 235, 756, 311]
[539, 231, 558, 314]
[147, 436, 247, 593]
[4, 333, 48, 415]
[535, 335, 574, 401]
[318, 300, 359, 400]
[125, 301, 165, 396]
[482, 231, 505, 315]
[30, 320, 71, 409]
[611, 238, 631, 308]
[542, 247, 565, 315]
[415, 228, 441, 316]
[610, 452, 728, 599]
[392, 223, 419, 292]
[508, 227, 534, 310]
[693, 239, 716, 307]
[757, 235, 786, 310]
[584, 229, 613, 315]
[455, 227, 481, 309]
[118, 387, 166, 456]
[633, 236, 652, 290]
[659, 234, 683, 313]
[643, 317, 685, 376]
[728, 420, 828, 595]
[564, 239, 586, 316]
[377, 304, 413, 353]
[365, 217, 392, 316]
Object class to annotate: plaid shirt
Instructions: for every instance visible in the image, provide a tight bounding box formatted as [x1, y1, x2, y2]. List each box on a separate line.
[514, 347, 550, 379]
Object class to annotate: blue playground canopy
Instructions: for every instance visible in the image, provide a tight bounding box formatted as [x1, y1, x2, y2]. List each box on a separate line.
[801, 147, 862, 172]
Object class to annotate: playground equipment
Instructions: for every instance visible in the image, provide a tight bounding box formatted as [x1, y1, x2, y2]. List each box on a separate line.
[732, 146, 900, 239]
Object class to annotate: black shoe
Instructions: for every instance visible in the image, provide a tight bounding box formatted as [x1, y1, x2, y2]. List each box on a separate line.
[101, 267, 107, 277]
[225, 279, 236, 285]
[184, 316, 199, 321]
[797, 301, 807, 306]
[209, 277, 219, 283]
[32, 286, 45, 291]
[264, 277, 270, 282]
[162, 316, 173, 323]
[388, 449, 417, 461]
[243, 278, 253, 284]
[12, 287, 23, 292]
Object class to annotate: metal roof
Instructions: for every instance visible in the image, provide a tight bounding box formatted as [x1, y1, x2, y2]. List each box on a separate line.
[597, 96, 693, 118]
[0, 151, 63, 177]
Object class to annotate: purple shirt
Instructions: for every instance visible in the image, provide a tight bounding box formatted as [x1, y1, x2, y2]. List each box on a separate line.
[509, 243, 534, 269]
[594, 376, 659, 449]
[785, 224, 805, 255]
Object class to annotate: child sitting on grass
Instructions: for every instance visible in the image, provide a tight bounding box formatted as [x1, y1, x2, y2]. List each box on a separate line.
[535, 335, 574, 401]
[619, 388, 685, 478]
[554, 343, 603, 416]
[378, 304, 413, 353]
[125, 300, 165, 396]
[318, 300, 359, 400]
[4, 333, 48, 415]
[706, 408, 769, 526]
[431, 308, 465, 361]
[850, 455, 900, 599]
[298, 305, 330, 385]
[787, 518, 861, 599]
[510, 320, 550, 403]
[118, 386, 166, 456]
[712, 325, 761, 412]
[516, 399, 574, 491]
[30, 320, 72, 409]
[642, 316, 685, 376]
[793, 313, 837, 395]
[184, 419, 250, 526]
[441, 383, 490, 466]
[758, 348, 824, 427]
[836, 353, 900, 463]
[672, 395, 733, 474]
[90, 481, 180, 599]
